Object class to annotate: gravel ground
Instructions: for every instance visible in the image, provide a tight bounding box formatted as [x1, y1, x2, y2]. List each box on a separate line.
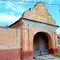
[33, 54, 60, 60]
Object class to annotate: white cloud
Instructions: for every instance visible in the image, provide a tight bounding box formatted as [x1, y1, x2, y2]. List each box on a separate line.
[19, 0, 30, 1]
[0, 1, 26, 26]
[6, 1, 14, 9]
[48, 0, 52, 3]
[10, 12, 14, 15]
[56, 28, 60, 34]
[24, 0, 29, 1]
[0, 13, 20, 25]
[5, 1, 26, 13]
[0, 1, 5, 4]
[0, 13, 20, 21]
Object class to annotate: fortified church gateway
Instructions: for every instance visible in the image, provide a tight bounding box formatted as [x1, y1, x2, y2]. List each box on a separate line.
[0, 2, 59, 60]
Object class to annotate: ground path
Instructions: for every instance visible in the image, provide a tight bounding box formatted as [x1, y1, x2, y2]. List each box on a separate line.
[33, 55, 60, 60]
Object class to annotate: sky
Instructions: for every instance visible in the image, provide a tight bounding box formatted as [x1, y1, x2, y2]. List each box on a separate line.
[0, 0, 60, 34]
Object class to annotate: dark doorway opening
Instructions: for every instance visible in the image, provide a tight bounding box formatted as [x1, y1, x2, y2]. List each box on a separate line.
[33, 32, 49, 56]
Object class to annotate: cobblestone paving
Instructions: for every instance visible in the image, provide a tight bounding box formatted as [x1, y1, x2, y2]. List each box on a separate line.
[33, 55, 60, 60]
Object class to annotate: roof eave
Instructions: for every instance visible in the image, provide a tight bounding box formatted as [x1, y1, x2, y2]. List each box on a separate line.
[9, 17, 59, 28]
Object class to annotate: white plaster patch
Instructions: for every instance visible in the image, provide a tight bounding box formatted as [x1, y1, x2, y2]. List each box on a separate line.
[33, 10, 36, 13]
[41, 6, 45, 10]
[49, 15, 51, 18]
[40, 6, 45, 10]
[38, 16, 47, 21]
[40, 17, 43, 19]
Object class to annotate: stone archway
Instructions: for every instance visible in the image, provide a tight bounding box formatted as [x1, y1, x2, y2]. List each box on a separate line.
[33, 32, 51, 56]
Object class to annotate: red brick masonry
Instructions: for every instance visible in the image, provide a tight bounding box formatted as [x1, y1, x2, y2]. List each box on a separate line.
[21, 50, 33, 60]
[0, 49, 33, 60]
[49, 48, 58, 55]
[0, 49, 21, 60]
[0, 48, 58, 60]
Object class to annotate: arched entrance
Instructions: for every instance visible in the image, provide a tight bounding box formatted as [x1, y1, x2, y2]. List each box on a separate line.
[33, 32, 49, 56]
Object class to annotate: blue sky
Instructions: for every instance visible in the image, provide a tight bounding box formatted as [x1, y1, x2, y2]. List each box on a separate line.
[0, 0, 60, 34]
